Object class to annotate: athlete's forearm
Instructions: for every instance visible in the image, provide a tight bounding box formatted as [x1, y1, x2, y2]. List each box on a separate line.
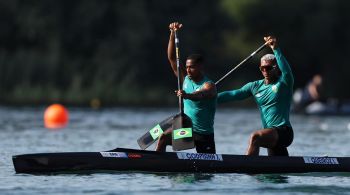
[167, 31, 177, 75]
[274, 48, 294, 84]
[217, 90, 249, 103]
[218, 91, 236, 103]
[185, 90, 216, 101]
[217, 82, 253, 103]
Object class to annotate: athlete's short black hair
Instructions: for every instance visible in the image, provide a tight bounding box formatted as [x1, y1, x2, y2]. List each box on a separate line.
[187, 54, 204, 65]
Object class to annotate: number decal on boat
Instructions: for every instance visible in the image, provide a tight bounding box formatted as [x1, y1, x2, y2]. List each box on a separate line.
[100, 152, 128, 158]
[303, 157, 339, 165]
[177, 153, 223, 161]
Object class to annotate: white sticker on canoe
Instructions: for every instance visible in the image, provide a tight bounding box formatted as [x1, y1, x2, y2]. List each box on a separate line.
[177, 153, 223, 161]
[303, 157, 339, 165]
[100, 152, 128, 158]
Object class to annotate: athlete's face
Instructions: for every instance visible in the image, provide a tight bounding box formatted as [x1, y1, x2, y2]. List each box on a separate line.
[186, 59, 202, 81]
[260, 59, 278, 81]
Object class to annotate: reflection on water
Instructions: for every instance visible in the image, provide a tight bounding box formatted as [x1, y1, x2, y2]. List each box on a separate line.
[166, 173, 214, 184]
[149, 172, 214, 184]
[254, 174, 289, 184]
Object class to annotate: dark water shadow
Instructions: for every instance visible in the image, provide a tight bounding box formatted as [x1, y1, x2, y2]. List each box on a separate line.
[20, 171, 214, 183]
[253, 172, 350, 184]
[254, 174, 289, 184]
[153, 173, 215, 184]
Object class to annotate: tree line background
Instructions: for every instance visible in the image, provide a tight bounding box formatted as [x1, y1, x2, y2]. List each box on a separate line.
[0, 0, 349, 107]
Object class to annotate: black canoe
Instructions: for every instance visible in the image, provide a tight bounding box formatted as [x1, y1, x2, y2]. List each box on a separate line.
[12, 148, 350, 174]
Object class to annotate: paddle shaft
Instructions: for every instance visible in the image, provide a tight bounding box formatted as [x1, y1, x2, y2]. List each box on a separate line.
[174, 30, 183, 114]
[215, 43, 267, 85]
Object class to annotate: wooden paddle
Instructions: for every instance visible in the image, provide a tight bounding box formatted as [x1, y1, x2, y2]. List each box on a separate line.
[171, 30, 194, 151]
[137, 113, 177, 150]
[215, 43, 267, 85]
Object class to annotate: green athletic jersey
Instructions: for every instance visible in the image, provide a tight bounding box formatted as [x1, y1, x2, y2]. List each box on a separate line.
[218, 48, 294, 128]
[183, 75, 217, 134]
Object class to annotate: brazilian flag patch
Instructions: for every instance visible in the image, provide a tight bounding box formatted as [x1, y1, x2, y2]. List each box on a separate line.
[149, 124, 163, 140]
[173, 128, 192, 140]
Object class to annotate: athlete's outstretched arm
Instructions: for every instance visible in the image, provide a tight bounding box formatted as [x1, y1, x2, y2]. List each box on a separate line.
[218, 83, 253, 103]
[264, 36, 294, 86]
[167, 22, 185, 80]
[176, 82, 217, 101]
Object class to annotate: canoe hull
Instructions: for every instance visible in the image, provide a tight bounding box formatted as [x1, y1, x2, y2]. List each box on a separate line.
[12, 148, 350, 174]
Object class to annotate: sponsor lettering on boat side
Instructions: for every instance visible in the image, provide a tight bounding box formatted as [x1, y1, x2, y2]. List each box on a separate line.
[177, 152, 223, 161]
[303, 157, 339, 165]
[128, 153, 142, 158]
[100, 152, 128, 158]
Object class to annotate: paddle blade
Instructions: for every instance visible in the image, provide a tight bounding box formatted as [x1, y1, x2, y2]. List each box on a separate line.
[137, 114, 176, 150]
[172, 113, 194, 151]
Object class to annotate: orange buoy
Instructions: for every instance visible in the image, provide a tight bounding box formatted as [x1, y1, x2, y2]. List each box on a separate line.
[44, 104, 69, 129]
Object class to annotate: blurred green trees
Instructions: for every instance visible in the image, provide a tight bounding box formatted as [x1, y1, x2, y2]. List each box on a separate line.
[0, 0, 349, 106]
[221, 0, 350, 99]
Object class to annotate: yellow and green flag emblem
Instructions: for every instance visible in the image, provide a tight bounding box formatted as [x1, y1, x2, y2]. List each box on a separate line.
[173, 128, 192, 140]
[149, 124, 163, 140]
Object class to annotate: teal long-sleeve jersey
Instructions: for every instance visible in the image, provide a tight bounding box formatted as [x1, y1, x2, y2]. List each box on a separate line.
[218, 48, 294, 128]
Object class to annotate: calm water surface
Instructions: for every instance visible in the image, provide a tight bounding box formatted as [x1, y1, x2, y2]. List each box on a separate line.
[1, 106, 350, 195]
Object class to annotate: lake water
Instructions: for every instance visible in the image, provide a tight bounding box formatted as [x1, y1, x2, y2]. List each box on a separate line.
[1, 106, 350, 194]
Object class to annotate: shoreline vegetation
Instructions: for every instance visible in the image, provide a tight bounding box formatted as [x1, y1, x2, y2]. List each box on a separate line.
[0, 85, 256, 108]
[1, 1, 350, 106]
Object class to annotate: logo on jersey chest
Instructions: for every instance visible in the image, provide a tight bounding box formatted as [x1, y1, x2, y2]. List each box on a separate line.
[184, 83, 188, 90]
[271, 85, 278, 93]
[184, 82, 201, 92]
[255, 84, 278, 97]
